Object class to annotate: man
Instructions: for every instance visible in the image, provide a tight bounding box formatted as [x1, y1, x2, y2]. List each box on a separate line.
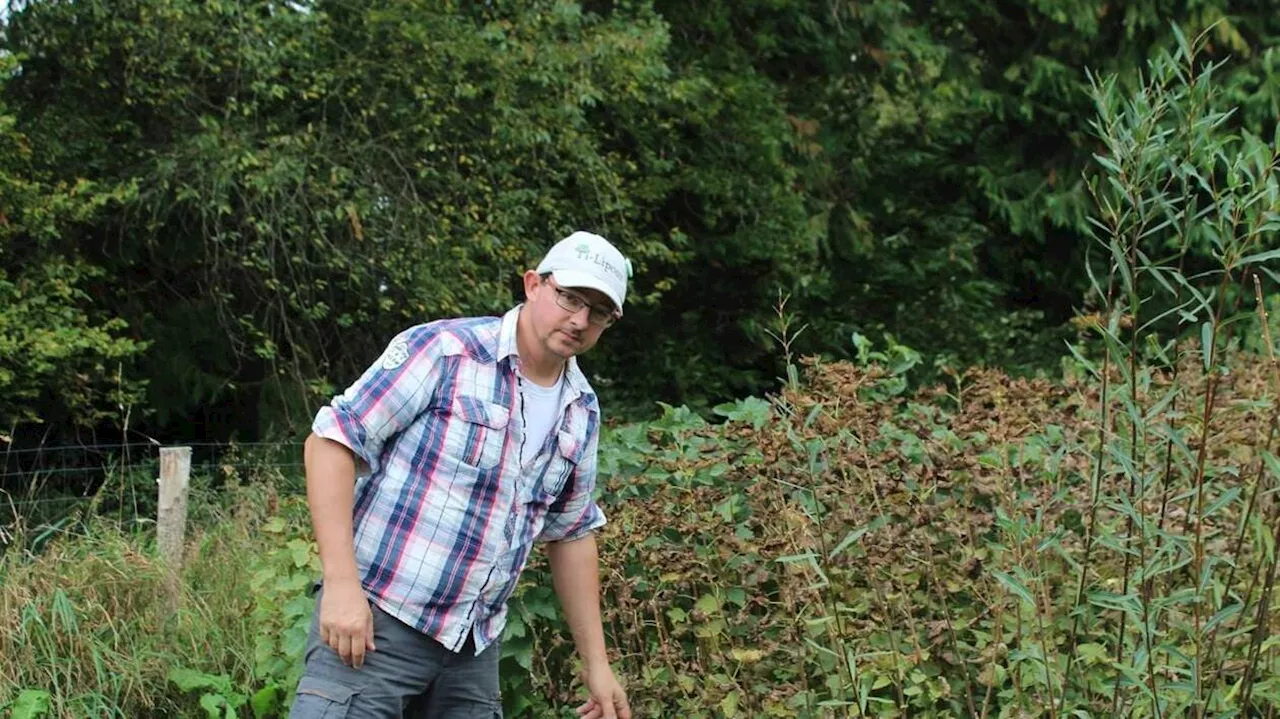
[289, 231, 633, 719]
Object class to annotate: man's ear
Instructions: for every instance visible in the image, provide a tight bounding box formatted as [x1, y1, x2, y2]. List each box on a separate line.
[522, 270, 543, 299]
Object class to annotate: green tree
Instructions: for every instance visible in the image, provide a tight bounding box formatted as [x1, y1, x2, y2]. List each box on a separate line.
[2, 0, 1276, 438]
[653, 0, 1280, 377]
[0, 54, 144, 431]
[2, 0, 825, 432]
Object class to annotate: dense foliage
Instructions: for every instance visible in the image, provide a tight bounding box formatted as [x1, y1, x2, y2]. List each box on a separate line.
[5, 331, 1278, 716]
[1, 0, 1277, 443]
[1, 0, 1279, 715]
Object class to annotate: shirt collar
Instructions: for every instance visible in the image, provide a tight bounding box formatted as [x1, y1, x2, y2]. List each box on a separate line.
[499, 304, 593, 398]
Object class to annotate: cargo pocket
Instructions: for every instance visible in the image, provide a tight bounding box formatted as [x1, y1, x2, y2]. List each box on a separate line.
[290, 676, 359, 718]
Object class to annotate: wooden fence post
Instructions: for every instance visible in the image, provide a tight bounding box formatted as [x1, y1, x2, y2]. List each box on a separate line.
[158, 445, 192, 603]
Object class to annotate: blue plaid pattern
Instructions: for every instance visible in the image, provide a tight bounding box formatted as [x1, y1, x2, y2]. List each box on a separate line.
[312, 306, 606, 654]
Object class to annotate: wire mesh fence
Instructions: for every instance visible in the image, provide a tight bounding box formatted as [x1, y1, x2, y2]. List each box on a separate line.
[0, 439, 307, 533]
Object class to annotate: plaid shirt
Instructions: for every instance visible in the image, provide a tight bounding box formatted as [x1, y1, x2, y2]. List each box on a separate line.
[311, 305, 607, 655]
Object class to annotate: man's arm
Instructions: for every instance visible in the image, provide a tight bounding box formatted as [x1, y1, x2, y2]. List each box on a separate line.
[303, 324, 446, 668]
[305, 433, 360, 587]
[547, 534, 630, 719]
[546, 533, 609, 669]
[304, 433, 376, 668]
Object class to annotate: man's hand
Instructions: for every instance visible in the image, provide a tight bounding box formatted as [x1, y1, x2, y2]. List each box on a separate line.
[575, 663, 631, 719]
[318, 577, 376, 668]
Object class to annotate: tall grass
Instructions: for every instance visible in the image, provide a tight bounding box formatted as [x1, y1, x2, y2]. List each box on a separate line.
[0, 471, 299, 718]
[1059, 23, 1279, 717]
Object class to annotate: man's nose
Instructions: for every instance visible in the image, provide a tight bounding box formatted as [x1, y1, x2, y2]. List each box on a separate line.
[566, 306, 590, 329]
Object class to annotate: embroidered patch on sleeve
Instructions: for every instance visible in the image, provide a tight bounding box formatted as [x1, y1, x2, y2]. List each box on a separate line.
[381, 339, 410, 370]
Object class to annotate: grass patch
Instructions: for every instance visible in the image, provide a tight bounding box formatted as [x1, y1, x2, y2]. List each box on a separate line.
[0, 473, 313, 718]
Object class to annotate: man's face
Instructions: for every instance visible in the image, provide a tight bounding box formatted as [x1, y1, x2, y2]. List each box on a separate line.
[522, 271, 616, 359]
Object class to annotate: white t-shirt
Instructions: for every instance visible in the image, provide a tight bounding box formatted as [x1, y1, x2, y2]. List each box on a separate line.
[518, 371, 564, 465]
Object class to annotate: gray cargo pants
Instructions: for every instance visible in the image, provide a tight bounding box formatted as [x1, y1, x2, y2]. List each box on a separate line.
[288, 586, 503, 718]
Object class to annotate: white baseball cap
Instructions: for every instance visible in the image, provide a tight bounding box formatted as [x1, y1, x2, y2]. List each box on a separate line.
[535, 230, 632, 314]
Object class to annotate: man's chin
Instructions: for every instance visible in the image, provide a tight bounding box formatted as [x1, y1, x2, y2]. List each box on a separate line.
[551, 332, 586, 357]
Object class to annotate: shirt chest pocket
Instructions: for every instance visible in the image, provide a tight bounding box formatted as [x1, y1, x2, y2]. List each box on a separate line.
[536, 409, 590, 502]
[450, 396, 511, 470]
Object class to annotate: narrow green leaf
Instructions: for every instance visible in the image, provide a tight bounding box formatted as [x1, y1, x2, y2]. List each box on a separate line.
[1202, 487, 1241, 519]
[1262, 450, 1280, 481]
[1143, 553, 1193, 580]
[1237, 248, 1280, 267]
[1152, 588, 1200, 612]
[1143, 383, 1181, 421]
[1138, 214, 1177, 241]
[1105, 440, 1142, 487]
[775, 552, 828, 587]
[1065, 341, 1100, 378]
[1171, 270, 1212, 314]
[1094, 153, 1122, 175]
[992, 570, 1036, 608]
[1095, 531, 1142, 557]
[1139, 297, 1199, 334]
[830, 526, 870, 559]
[1118, 391, 1144, 435]
[1110, 238, 1135, 298]
[1036, 529, 1065, 554]
[1151, 422, 1197, 466]
[1206, 603, 1243, 632]
[1087, 590, 1142, 617]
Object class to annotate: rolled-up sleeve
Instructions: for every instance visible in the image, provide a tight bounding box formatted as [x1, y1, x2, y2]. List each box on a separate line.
[536, 410, 607, 543]
[312, 324, 443, 477]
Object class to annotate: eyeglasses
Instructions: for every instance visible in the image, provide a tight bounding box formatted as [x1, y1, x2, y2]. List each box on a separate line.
[552, 287, 619, 328]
